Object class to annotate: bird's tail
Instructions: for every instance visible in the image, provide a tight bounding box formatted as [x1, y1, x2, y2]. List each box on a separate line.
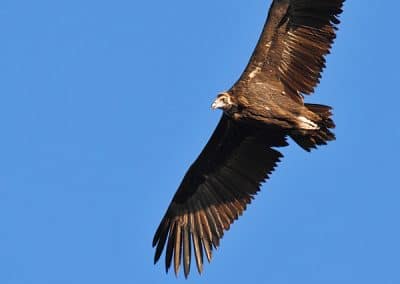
[290, 103, 336, 151]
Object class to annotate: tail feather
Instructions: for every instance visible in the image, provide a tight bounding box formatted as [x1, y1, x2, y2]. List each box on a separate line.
[291, 103, 336, 152]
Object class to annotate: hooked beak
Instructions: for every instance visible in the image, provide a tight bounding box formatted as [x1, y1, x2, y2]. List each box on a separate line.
[211, 99, 223, 110]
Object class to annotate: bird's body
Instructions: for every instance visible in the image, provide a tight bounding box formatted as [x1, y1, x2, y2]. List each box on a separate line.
[153, 0, 345, 277]
[220, 88, 320, 130]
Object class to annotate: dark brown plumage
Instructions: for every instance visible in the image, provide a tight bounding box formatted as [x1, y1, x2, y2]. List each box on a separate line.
[153, 0, 345, 277]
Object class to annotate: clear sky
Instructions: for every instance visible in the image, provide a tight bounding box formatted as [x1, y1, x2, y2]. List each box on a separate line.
[1, 0, 399, 283]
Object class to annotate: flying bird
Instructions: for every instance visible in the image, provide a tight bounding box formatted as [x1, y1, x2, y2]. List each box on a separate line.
[153, 0, 345, 277]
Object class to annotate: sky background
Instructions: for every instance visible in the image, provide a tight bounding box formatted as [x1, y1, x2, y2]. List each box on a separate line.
[1, 0, 399, 283]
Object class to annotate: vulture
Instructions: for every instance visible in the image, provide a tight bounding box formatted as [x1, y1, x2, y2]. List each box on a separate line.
[153, 0, 345, 277]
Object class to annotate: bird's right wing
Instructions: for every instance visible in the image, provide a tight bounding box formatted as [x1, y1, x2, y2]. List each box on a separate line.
[152, 115, 287, 277]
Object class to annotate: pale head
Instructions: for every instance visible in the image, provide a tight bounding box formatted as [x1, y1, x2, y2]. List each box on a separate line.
[211, 92, 234, 111]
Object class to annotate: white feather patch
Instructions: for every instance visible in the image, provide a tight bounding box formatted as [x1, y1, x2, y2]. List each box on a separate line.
[248, 67, 261, 79]
[297, 116, 319, 130]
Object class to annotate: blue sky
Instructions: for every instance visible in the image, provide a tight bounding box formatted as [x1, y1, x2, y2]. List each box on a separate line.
[1, 0, 399, 283]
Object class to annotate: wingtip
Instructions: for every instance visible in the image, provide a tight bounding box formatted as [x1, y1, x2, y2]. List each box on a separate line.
[152, 238, 157, 248]
[174, 264, 180, 278]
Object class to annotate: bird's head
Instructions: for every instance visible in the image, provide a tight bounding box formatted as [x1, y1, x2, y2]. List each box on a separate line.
[211, 92, 235, 111]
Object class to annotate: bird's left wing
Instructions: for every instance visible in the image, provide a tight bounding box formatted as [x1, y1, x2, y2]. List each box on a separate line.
[234, 0, 345, 102]
[152, 115, 287, 277]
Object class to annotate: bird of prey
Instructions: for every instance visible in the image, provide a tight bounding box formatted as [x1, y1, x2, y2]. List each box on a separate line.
[153, 0, 345, 277]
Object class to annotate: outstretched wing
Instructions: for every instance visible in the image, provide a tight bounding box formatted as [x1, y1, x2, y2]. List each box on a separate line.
[152, 116, 287, 277]
[235, 0, 345, 102]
